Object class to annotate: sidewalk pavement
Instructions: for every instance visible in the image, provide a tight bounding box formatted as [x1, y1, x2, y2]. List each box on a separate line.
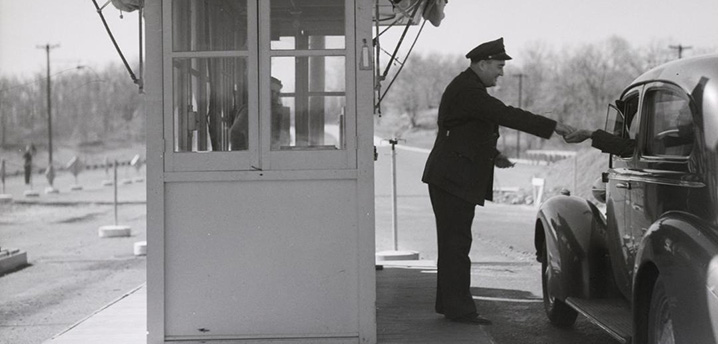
[45, 261, 496, 344]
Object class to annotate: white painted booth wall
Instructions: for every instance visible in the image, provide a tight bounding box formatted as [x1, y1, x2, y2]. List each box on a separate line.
[164, 180, 360, 337]
[144, 0, 376, 343]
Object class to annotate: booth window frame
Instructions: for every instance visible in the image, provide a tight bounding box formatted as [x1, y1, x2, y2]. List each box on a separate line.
[162, 0, 357, 172]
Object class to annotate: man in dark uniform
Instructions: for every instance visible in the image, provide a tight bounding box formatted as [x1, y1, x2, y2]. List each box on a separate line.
[421, 38, 575, 324]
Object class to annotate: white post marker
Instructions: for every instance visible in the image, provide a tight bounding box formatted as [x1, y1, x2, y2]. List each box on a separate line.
[131, 154, 144, 182]
[121, 159, 133, 185]
[0, 159, 12, 203]
[66, 156, 84, 191]
[101, 156, 113, 186]
[98, 160, 131, 238]
[133, 241, 147, 256]
[375, 139, 419, 263]
[44, 165, 58, 194]
[532, 177, 545, 208]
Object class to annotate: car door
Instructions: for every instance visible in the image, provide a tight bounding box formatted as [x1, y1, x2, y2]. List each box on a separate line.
[628, 82, 696, 253]
[605, 88, 641, 298]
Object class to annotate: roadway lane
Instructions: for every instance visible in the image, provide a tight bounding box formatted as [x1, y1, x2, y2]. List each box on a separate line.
[374, 142, 618, 344]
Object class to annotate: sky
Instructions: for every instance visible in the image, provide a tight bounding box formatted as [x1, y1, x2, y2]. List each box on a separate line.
[1, 0, 717, 79]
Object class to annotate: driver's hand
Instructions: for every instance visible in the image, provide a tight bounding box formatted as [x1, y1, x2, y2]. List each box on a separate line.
[564, 129, 594, 143]
[554, 122, 576, 136]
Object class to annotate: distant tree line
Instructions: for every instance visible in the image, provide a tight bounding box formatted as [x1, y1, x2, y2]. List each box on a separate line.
[0, 63, 143, 150]
[380, 36, 715, 150]
[2, 37, 712, 153]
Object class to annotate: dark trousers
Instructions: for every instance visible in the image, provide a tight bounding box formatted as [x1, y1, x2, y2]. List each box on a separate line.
[428, 184, 477, 319]
[24, 164, 31, 185]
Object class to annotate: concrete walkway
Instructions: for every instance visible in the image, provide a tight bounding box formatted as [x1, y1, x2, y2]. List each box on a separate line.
[45, 260, 495, 344]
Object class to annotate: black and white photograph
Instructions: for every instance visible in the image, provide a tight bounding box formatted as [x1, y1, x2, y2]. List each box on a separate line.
[1, 1, 717, 343]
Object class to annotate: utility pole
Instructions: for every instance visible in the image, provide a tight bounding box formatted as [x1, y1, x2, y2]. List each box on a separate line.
[669, 44, 692, 59]
[37, 43, 60, 191]
[513, 73, 525, 158]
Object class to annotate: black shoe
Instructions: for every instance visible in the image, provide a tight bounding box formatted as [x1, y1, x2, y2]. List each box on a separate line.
[449, 314, 492, 325]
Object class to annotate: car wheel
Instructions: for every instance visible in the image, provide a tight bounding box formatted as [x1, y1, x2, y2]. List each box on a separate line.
[541, 245, 578, 327]
[647, 276, 675, 344]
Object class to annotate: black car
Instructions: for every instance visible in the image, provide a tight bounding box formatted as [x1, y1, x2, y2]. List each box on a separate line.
[534, 54, 718, 344]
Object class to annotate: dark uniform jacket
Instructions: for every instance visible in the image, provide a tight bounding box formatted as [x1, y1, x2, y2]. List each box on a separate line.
[422, 68, 557, 205]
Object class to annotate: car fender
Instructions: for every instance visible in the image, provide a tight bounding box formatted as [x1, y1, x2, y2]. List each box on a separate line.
[633, 212, 718, 344]
[535, 195, 608, 300]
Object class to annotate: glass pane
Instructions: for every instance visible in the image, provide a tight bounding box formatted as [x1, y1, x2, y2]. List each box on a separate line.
[173, 57, 249, 152]
[269, 0, 345, 50]
[270, 56, 346, 151]
[644, 89, 694, 157]
[624, 94, 640, 139]
[173, 0, 249, 52]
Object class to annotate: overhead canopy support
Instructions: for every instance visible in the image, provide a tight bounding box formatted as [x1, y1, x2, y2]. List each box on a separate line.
[374, 0, 446, 27]
[372, 0, 443, 113]
[91, 0, 144, 93]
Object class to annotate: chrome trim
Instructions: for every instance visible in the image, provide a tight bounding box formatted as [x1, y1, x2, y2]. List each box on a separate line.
[565, 298, 631, 344]
[608, 169, 705, 188]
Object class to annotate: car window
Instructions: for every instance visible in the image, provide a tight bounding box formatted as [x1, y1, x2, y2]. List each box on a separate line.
[606, 91, 639, 138]
[623, 93, 640, 140]
[643, 88, 694, 157]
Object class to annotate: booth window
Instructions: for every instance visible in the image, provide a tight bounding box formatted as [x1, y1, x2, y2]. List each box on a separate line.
[173, 57, 249, 152]
[172, 0, 248, 52]
[167, 0, 354, 169]
[171, 0, 250, 153]
[643, 88, 694, 157]
[269, 0, 345, 50]
[269, 0, 347, 151]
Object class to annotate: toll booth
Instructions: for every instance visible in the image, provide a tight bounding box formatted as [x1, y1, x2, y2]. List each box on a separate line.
[144, 1, 376, 343]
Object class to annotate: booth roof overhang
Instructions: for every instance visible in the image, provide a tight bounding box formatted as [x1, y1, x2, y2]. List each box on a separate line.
[108, 0, 446, 27]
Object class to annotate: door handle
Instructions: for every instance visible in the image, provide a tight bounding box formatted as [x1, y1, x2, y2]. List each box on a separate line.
[616, 182, 631, 190]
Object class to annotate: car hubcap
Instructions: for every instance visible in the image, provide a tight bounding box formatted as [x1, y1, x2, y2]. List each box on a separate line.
[655, 302, 675, 344]
[543, 262, 555, 306]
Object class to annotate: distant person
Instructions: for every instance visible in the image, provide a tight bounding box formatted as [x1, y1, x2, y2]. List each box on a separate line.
[421, 37, 575, 325]
[22, 144, 35, 185]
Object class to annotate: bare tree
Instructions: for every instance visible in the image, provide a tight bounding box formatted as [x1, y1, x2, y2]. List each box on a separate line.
[0, 62, 142, 150]
[381, 53, 464, 129]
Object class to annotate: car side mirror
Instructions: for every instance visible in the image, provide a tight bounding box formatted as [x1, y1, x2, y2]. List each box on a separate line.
[592, 176, 606, 203]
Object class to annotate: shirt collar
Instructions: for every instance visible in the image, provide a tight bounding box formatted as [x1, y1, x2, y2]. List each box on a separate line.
[464, 67, 488, 88]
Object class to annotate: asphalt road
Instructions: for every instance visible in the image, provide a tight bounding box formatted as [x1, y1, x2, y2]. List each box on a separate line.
[375, 143, 618, 344]
[0, 144, 617, 344]
[0, 168, 146, 344]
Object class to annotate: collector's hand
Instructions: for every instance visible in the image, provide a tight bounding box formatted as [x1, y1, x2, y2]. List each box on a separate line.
[554, 122, 576, 136]
[564, 129, 594, 143]
[494, 153, 515, 168]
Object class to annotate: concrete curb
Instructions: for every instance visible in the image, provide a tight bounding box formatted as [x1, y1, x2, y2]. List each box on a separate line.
[0, 249, 29, 275]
